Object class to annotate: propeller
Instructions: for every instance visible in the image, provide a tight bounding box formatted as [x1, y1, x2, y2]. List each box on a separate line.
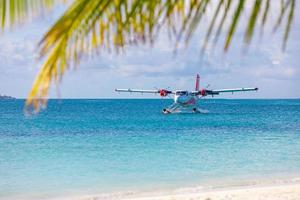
[200, 84, 211, 97]
[154, 87, 171, 97]
[159, 89, 168, 97]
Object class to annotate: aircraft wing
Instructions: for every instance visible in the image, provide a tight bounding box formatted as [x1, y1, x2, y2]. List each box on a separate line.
[210, 87, 258, 94]
[115, 88, 174, 96]
[115, 89, 160, 93]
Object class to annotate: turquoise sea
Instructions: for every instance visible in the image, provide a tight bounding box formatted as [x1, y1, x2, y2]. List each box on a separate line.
[0, 99, 300, 199]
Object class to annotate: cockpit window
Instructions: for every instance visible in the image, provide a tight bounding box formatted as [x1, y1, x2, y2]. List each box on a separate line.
[176, 91, 188, 95]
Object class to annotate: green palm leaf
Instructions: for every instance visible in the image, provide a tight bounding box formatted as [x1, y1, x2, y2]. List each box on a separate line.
[224, 0, 244, 51]
[244, 0, 262, 45]
[0, 0, 57, 30]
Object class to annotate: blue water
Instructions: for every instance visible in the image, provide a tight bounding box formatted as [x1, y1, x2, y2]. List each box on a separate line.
[0, 99, 300, 199]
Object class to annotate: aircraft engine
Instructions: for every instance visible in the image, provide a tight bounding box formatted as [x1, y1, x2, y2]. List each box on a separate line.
[201, 89, 206, 96]
[159, 89, 168, 97]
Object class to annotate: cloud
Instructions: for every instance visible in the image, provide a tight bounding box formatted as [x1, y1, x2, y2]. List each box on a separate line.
[247, 65, 298, 80]
[0, 38, 37, 75]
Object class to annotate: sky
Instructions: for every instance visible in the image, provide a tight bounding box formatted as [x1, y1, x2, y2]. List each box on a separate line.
[0, 2, 299, 99]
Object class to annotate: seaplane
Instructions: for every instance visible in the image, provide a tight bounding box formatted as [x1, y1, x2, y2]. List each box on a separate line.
[115, 74, 258, 114]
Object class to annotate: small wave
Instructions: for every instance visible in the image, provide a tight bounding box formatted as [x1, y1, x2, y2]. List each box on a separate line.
[198, 108, 209, 114]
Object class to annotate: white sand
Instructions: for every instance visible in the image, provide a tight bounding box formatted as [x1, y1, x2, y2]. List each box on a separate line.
[121, 183, 300, 200]
[48, 178, 300, 200]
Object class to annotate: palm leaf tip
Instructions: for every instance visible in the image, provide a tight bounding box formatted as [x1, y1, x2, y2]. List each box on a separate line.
[224, 0, 245, 51]
[244, 0, 262, 45]
[282, 0, 295, 51]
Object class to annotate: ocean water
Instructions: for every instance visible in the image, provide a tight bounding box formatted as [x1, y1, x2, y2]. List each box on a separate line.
[0, 99, 300, 199]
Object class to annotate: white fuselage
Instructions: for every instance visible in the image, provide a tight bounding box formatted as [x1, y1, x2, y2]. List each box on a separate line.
[174, 90, 198, 105]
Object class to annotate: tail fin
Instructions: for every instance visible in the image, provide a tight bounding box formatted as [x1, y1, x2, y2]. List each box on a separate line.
[195, 74, 200, 91]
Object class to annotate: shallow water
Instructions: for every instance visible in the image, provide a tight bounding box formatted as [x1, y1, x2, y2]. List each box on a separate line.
[0, 99, 300, 199]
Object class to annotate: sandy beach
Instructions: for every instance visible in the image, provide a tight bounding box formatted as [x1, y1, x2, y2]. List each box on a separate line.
[9, 178, 300, 200]
[121, 182, 300, 200]
[63, 178, 300, 200]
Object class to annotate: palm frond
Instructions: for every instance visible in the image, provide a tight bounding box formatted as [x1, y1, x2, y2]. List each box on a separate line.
[282, 0, 295, 50]
[213, 0, 232, 46]
[273, 0, 292, 32]
[260, 0, 269, 35]
[201, 0, 224, 53]
[244, 0, 262, 45]
[224, 0, 244, 51]
[0, 0, 58, 31]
